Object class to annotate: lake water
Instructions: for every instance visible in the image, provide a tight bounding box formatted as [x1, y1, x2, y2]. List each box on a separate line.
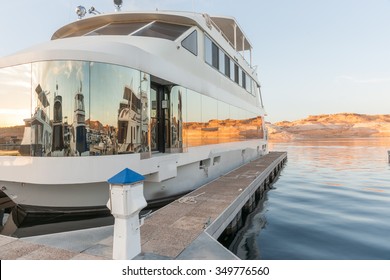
[235, 138, 390, 260]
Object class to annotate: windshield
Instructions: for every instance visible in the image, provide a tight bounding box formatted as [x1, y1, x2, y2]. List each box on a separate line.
[80, 21, 190, 41]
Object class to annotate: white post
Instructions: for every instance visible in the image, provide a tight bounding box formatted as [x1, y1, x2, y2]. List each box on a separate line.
[388, 150, 390, 163]
[107, 168, 147, 260]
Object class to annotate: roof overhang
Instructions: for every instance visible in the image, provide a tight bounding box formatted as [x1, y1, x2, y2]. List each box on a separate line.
[210, 16, 252, 52]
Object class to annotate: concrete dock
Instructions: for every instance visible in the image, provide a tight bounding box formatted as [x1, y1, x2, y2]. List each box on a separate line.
[0, 151, 287, 260]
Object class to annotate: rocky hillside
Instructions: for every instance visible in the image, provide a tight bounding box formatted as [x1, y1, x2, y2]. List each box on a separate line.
[267, 113, 390, 141]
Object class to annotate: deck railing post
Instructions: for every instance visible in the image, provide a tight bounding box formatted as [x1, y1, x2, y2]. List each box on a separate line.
[107, 168, 146, 260]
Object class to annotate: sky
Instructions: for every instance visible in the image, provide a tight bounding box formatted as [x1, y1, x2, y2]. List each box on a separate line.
[0, 0, 389, 123]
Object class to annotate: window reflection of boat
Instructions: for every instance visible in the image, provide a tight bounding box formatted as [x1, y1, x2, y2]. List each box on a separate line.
[71, 85, 89, 156]
[52, 84, 65, 156]
[118, 86, 142, 153]
[19, 84, 52, 156]
[0, 6, 268, 231]
[89, 125, 116, 156]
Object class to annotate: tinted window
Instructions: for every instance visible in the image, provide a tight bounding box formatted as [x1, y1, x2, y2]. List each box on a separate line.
[181, 30, 198, 55]
[218, 49, 225, 73]
[205, 36, 212, 64]
[86, 22, 150, 36]
[224, 54, 230, 77]
[133, 21, 190, 41]
[205, 35, 220, 69]
[211, 42, 219, 69]
[230, 59, 235, 81]
[0, 61, 150, 157]
[234, 64, 239, 83]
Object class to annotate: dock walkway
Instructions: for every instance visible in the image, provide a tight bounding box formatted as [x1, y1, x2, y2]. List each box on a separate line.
[0, 151, 287, 260]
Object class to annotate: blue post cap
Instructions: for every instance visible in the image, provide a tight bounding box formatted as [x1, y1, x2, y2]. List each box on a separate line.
[107, 168, 145, 185]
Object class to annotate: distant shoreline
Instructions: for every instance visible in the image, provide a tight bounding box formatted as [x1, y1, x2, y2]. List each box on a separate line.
[268, 136, 390, 142]
[267, 113, 390, 141]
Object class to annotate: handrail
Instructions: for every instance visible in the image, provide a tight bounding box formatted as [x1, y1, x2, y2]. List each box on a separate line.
[203, 14, 253, 70]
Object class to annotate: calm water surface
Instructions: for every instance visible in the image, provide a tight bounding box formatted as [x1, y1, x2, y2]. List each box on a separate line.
[235, 138, 390, 260]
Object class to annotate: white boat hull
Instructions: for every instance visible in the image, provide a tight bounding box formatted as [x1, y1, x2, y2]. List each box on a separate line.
[0, 140, 267, 210]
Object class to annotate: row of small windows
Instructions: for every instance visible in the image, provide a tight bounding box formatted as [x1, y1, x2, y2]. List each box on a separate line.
[204, 35, 255, 95]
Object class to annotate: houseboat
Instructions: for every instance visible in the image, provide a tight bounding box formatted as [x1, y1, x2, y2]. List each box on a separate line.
[0, 3, 267, 228]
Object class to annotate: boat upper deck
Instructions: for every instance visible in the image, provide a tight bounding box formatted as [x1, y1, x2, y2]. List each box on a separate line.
[51, 11, 254, 67]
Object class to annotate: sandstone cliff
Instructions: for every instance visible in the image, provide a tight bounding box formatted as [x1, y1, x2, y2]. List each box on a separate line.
[267, 113, 390, 141]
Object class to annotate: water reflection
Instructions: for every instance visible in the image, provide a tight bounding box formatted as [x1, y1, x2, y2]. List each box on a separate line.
[236, 138, 390, 260]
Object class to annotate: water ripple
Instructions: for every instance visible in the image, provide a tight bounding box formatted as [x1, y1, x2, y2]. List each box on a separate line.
[235, 138, 390, 260]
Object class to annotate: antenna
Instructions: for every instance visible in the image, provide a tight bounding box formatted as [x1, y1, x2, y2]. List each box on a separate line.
[113, 0, 123, 12]
[75, 5, 87, 19]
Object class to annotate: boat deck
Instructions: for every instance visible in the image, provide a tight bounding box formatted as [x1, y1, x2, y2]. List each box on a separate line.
[0, 151, 287, 260]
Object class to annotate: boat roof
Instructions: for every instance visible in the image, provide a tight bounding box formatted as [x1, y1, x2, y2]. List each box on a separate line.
[51, 11, 253, 52]
[209, 16, 252, 52]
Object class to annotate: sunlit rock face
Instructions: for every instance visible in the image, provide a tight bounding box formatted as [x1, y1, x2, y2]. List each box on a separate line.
[267, 113, 390, 141]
